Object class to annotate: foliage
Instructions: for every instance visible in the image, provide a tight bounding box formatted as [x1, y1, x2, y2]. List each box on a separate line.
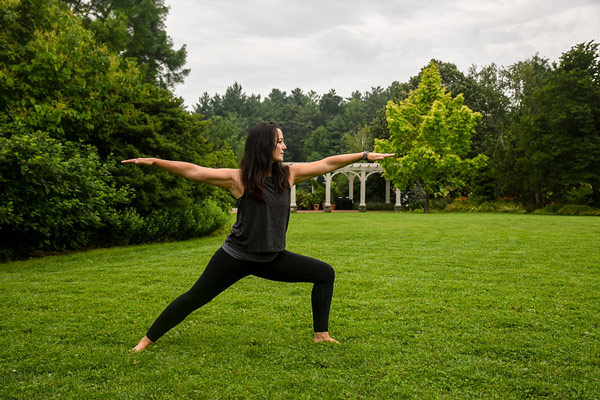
[524, 42, 600, 206]
[1, 0, 140, 144]
[311, 179, 326, 203]
[499, 55, 561, 206]
[191, 45, 599, 213]
[0, 132, 130, 259]
[376, 62, 487, 212]
[444, 198, 525, 213]
[474, 43, 600, 208]
[564, 185, 596, 206]
[63, 0, 189, 88]
[295, 188, 312, 210]
[139, 200, 229, 242]
[470, 164, 497, 204]
[0, 0, 235, 258]
[532, 204, 600, 216]
[104, 84, 237, 216]
[511, 43, 600, 207]
[202, 114, 246, 161]
[194, 85, 394, 164]
[343, 124, 374, 153]
[466, 63, 512, 178]
[359, 202, 394, 211]
[107, 200, 229, 246]
[295, 189, 321, 210]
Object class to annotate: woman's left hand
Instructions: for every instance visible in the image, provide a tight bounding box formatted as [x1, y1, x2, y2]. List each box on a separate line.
[367, 152, 395, 161]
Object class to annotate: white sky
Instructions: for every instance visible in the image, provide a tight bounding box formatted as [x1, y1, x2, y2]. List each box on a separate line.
[164, 0, 600, 108]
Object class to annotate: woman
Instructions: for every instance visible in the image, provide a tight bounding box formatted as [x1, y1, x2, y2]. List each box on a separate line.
[122, 121, 393, 351]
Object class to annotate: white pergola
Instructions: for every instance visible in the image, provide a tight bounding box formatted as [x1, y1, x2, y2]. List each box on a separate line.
[286, 162, 402, 212]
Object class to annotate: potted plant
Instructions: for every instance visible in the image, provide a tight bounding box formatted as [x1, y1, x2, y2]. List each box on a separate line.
[309, 193, 320, 210]
[296, 189, 312, 210]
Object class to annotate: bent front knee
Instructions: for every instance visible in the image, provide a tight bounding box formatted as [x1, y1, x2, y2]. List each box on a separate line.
[322, 263, 335, 284]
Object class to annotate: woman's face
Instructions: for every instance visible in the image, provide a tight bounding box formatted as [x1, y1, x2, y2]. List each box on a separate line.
[272, 128, 287, 162]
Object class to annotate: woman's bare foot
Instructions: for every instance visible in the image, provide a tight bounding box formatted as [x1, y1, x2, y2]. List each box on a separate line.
[132, 336, 153, 352]
[314, 332, 340, 344]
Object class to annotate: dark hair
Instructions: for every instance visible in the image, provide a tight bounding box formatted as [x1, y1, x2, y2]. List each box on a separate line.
[241, 122, 290, 202]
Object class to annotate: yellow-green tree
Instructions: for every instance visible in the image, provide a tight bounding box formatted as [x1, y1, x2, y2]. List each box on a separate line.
[375, 62, 487, 212]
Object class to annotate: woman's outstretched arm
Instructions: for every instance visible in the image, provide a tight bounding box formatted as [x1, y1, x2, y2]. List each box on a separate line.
[289, 152, 394, 186]
[121, 158, 242, 197]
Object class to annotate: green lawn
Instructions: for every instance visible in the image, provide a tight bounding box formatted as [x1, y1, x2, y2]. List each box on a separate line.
[1, 213, 599, 399]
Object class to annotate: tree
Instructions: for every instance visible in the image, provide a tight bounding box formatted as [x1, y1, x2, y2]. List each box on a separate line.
[375, 62, 487, 212]
[303, 126, 332, 161]
[343, 125, 373, 153]
[523, 42, 600, 206]
[0, 0, 234, 257]
[500, 55, 553, 206]
[63, 0, 189, 88]
[369, 61, 479, 146]
[202, 114, 246, 162]
[319, 89, 344, 124]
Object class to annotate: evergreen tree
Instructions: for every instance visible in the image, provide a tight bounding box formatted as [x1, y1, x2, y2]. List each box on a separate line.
[375, 62, 487, 212]
[525, 42, 600, 206]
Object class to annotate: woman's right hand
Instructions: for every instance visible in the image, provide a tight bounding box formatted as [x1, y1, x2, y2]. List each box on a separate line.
[121, 158, 156, 166]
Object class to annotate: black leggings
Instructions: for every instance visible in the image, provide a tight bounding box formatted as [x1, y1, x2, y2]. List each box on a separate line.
[146, 248, 335, 342]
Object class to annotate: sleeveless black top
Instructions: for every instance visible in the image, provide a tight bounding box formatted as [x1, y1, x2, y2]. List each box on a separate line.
[222, 176, 290, 260]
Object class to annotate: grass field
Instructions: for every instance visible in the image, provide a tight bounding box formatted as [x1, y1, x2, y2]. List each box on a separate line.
[1, 212, 599, 399]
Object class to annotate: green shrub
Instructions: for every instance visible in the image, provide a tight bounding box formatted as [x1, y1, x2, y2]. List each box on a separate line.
[532, 204, 563, 214]
[533, 204, 600, 216]
[0, 0, 235, 258]
[295, 188, 311, 210]
[102, 208, 146, 246]
[363, 202, 395, 211]
[564, 186, 595, 206]
[470, 165, 497, 204]
[101, 200, 229, 246]
[430, 197, 450, 211]
[444, 199, 477, 212]
[444, 199, 525, 213]
[144, 200, 228, 242]
[0, 132, 131, 259]
[558, 205, 600, 216]
[477, 201, 525, 213]
[448, 200, 600, 216]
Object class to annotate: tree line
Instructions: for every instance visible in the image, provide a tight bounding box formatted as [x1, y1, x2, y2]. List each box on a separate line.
[195, 43, 600, 211]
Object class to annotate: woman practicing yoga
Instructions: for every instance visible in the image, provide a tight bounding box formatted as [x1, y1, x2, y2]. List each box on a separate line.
[122, 121, 393, 351]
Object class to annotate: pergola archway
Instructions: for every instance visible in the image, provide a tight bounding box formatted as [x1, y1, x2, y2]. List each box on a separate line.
[286, 162, 402, 212]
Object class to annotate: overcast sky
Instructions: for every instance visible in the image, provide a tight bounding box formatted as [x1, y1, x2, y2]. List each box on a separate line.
[164, 0, 600, 108]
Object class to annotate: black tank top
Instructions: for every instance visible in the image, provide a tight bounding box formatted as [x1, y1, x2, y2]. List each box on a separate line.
[223, 176, 290, 254]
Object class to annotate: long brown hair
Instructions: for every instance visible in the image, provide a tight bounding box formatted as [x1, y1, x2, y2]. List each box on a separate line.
[240, 122, 290, 202]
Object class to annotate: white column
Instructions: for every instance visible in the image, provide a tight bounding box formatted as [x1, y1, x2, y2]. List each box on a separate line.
[385, 179, 391, 204]
[290, 184, 297, 213]
[395, 188, 402, 212]
[359, 170, 367, 212]
[324, 173, 332, 212]
[348, 174, 354, 200]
